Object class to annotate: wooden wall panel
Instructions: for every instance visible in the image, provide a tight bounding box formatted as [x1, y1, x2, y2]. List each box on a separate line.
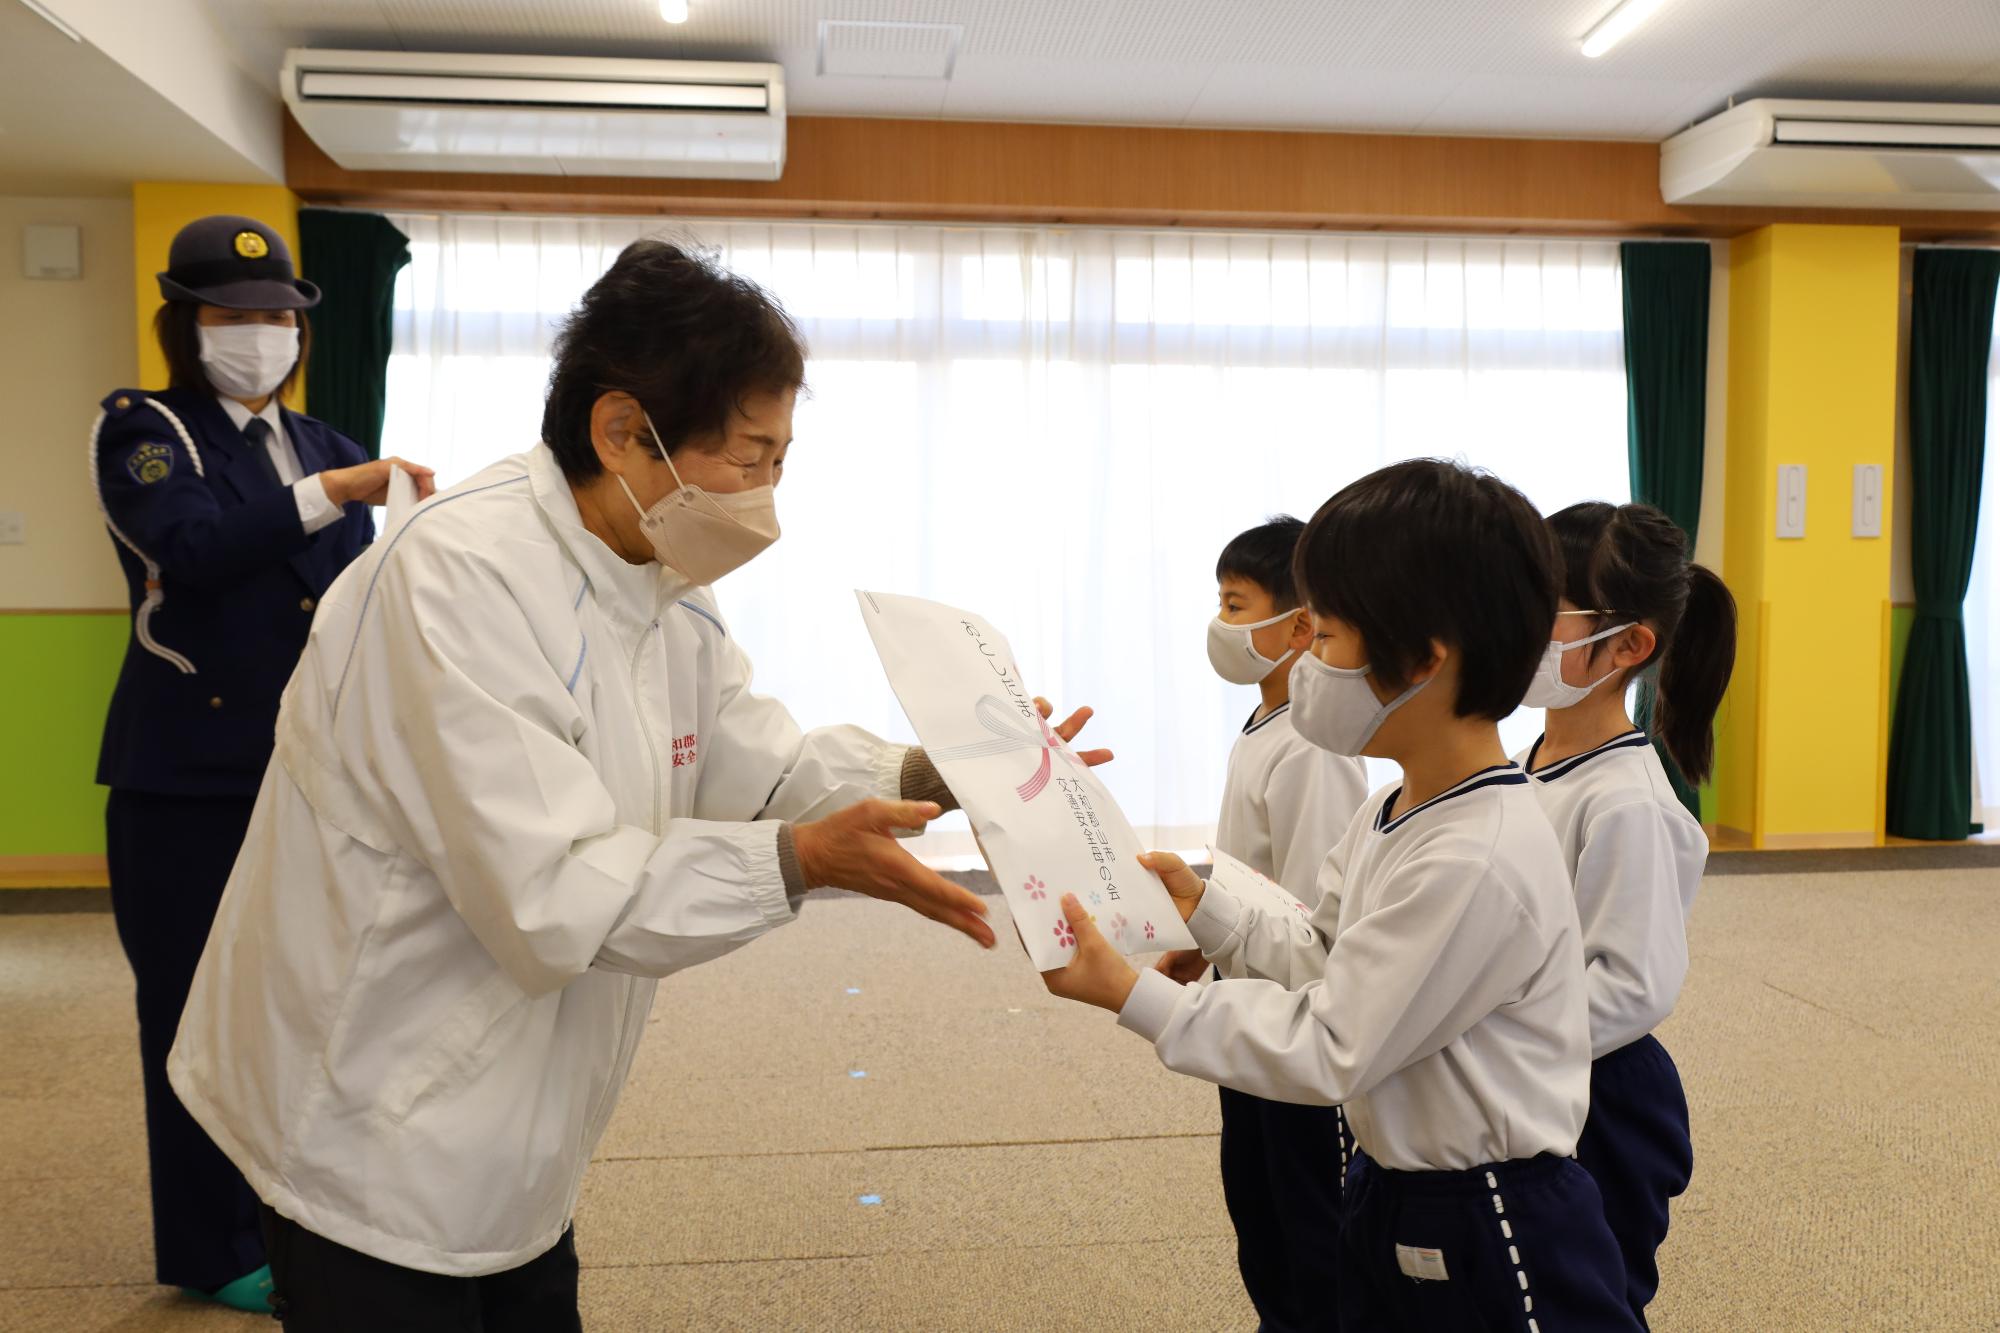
[284, 112, 2000, 239]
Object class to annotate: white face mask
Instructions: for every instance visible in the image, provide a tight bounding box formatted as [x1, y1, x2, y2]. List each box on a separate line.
[198, 323, 299, 400]
[615, 411, 780, 584]
[1520, 616, 1636, 710]
[1206, 608, 1301, 685]
[1288, 652, 1431, 756]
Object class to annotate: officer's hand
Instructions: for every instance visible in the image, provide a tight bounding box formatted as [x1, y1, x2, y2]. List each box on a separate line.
[793, 800, 995, 949]
[1033, 696, 1112, 767]
[321, 458, 438, 507]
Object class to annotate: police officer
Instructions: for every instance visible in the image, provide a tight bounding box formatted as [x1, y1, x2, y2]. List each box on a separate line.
[90, 214, 434, 1312]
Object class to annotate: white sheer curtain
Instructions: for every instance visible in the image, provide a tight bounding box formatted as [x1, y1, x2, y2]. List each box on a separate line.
[1965, 312, 2000, 828]
[384, 215, 1629, 853]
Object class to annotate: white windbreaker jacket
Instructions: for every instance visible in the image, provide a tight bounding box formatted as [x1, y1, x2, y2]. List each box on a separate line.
[169, 444, 908, 1275]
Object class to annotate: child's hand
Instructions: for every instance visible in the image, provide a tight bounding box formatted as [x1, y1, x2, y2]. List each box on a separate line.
[1138, 851, 1205, 923]
[1034, 696, 1113, 767]
[1040, 894, 1140, 1012]
[1154, 949, 1210, 984]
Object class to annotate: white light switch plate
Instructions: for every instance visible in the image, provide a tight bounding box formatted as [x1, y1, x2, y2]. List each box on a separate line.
[1776, 465, 1806, 539]
[0, 511, 24, 544]
[1852, 464, 1883, 538]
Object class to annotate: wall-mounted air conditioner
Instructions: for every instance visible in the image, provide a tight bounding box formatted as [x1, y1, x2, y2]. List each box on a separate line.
[281, 49, 786, 181]
[1662, 99, 2000, 210]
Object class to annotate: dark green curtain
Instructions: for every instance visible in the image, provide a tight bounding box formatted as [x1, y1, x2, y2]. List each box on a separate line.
[1886, 249, 2000, 840]
[299, 209, 411, 459]
[1620, 241, 1712, 819]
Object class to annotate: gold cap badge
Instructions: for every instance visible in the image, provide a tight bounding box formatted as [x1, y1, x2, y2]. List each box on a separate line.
[234, 230, 269, 259]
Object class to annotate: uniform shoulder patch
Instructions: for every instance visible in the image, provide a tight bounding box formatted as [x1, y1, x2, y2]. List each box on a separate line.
[126, 441, 175, 485]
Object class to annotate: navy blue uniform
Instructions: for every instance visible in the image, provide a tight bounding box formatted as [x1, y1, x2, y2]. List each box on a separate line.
[1574, 1034, 1693, 1326]
[1219, 1075, 1352, 1331]
[92, 384, 372, 1290]
[1340, 1151, 1641, 1332]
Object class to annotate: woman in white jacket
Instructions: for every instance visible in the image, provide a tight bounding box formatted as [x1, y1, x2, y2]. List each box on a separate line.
[167, 241, 1061, 1330]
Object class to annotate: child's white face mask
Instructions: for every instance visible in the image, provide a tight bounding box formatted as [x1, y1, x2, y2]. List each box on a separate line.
[1289, 652, 1430, 755]
[1206, 609, 1300, 685]
[1520, 615, 1634, 710]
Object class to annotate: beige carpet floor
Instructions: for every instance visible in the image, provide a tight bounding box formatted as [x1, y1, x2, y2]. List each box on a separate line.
[1, 865, 1996, 1331]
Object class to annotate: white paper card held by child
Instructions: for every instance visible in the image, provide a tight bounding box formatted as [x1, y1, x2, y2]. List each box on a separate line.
[1206, 846, 1320, 945]
[384, 464, 417, 533]
[858, 590, 1197, 969]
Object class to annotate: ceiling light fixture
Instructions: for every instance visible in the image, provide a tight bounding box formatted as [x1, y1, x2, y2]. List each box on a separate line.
[16, 0, 84, 42]
[1579, 0, 1669, 58]
[658, 0, 688, 23]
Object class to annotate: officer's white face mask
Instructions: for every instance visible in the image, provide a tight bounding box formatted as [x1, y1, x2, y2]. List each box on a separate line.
[1206, 609, 1301, 685]
[1289, 652, 1431, 756]
[198, 323, 299, 400]
[615, 410, 780, 585]
[1520, 615, 1636, 710]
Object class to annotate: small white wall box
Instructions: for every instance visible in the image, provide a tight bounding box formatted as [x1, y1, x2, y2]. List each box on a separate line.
[23, 224, 81, 279]
[1852, 463, 1883, 538]
[1776, 464, 1806, 539]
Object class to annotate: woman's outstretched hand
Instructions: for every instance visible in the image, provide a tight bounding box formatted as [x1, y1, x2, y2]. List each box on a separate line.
[792, 799, 995, 949]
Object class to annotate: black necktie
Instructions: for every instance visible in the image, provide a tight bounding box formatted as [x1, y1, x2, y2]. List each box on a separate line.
[242, 416, 283, 488]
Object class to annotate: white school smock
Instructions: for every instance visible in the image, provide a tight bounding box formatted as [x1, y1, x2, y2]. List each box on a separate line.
[1119, 765, 1592, 1172]
[169, 444, 910, 1277]
[1212, 702, 1369, 978]
[1517, 730, 1708, 1059]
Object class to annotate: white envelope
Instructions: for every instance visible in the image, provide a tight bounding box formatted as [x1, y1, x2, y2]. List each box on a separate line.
[858, 590, 1198, 970]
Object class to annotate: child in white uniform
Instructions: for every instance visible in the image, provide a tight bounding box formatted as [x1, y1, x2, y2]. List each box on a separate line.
[1045, 460, 1639, 1332]
[1517, 501, 1737, 1328]
[1173, 516, 1368, 1331]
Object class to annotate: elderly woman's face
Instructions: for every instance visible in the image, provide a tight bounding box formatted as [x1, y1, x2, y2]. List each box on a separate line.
[647, 385, 794, 502]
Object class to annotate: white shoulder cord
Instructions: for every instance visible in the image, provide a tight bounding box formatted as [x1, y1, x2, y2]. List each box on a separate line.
[88, 405, 198, 675]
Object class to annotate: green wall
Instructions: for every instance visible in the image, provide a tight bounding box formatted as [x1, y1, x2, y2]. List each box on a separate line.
[0, 614, 125, 857]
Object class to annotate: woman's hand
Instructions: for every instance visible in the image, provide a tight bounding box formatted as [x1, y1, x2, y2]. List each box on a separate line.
[1033, 696, 1112, 767]
[1153, 949, 1210, 984]
[321, 457, 438, 507]
[1040, 894, 1140, 1012]
[792, 799, 995, 949]
[1138, 851, 1205, 923]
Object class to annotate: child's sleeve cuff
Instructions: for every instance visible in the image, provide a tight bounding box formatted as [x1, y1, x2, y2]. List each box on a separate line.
[1187, 879, 1243, 958]
[1117, 967, 1185, 1043]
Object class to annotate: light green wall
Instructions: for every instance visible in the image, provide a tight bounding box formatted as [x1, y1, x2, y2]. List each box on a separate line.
[0, 614, 125, 857]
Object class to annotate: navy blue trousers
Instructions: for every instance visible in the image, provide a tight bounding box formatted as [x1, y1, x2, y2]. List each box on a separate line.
[261, 1208, 583, 1332]
[1339, 1151, 1641, 1332]
[1218, 1085, 1350, 1332]
[105, 789, 265, 1290]
[1574, 1034, 1693, 1328]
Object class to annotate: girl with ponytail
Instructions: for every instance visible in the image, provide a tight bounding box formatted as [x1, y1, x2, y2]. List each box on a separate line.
[1515, 499, 1738, 1328]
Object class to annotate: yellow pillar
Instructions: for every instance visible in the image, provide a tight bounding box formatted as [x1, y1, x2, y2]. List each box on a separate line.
[1713, 224, 1900, 848]
[131, 182, 302, 403]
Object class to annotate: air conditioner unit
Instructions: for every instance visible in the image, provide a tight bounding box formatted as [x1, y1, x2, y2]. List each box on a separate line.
[1662, 99, 2000, 210]
[281, 49, 786, 181]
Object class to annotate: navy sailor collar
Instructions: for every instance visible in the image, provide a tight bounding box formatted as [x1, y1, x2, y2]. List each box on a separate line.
[1374, 763, 1529, 835]
[1524, 730, 1651, 783]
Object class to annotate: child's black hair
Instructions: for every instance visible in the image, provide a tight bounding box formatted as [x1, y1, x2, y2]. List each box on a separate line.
[1216, 516, 1306, 609]
[1292, 459, 1558, 720]
[1547, 501, 1737, 784]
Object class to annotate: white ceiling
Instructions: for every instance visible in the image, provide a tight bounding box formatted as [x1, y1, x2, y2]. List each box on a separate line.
[203, 0, 2000, 142]
[0, 1, 275, 196]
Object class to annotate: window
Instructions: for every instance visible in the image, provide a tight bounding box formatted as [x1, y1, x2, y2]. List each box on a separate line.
[1965, 309, 2000, 829]
[385, 216, 1629, 852]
